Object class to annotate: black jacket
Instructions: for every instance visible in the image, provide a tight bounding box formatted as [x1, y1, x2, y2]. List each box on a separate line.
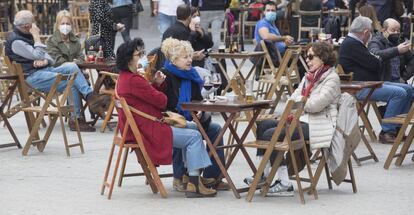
[162, 21, 191, 42]
[191, 0, 230, 11]
[190, 29, 213, 67]
[339, 36, 381, 81]
[161, 68, 203, 113]
[368, 33, 414, 81]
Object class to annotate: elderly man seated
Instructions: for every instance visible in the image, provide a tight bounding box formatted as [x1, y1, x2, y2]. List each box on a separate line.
[5, 10, 106, 132]
[339, 16, 411, 144]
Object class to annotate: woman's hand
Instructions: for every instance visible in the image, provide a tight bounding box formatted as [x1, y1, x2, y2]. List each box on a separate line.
[153, 70, 166, 85]
[196, 111, 202, 119]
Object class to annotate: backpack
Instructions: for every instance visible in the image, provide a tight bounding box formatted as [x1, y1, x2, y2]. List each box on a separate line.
[324, 16, 342, 40]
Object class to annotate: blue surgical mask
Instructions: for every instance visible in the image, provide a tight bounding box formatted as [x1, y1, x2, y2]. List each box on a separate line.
[265, 12, 277, 22]
[138, 55, 148, 70]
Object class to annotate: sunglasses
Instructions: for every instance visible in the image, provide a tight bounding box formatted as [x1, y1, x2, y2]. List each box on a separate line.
[306, 54, 314, 60]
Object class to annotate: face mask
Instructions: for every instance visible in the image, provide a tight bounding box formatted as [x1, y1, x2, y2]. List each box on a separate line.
[265, 12, 277, 22]
[59, 24, 72, 35]
[191, 16, 200, 25]
[387, 33, 400, 45]
[137, 55, 149, 70]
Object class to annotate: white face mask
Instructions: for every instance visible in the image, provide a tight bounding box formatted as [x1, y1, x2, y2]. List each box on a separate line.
[191, 16, 200, 25]
[59, 24, 72, 35]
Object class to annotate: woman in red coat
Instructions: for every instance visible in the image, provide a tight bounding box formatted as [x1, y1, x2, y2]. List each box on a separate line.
[115, 38, 216, 198]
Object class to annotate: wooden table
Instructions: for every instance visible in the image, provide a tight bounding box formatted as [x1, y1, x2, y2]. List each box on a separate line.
[181, 99, 274, 198]
[76, 60, 116, 124]
[340, 81, 383, 165]
[209, 51, 265, 95]
[0, 73, 21, 149]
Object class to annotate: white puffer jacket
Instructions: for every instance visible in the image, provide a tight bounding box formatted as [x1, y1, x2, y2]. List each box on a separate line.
[290, 67, 341, 150]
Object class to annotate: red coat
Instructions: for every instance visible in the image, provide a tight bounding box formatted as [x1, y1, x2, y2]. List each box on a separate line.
[116, 71, 173, 165]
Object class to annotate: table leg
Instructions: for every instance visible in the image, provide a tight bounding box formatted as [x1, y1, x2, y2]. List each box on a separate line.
[352, 88, 378, 164]
[0, 81, 22, 149]
[190, 111, 241, 199]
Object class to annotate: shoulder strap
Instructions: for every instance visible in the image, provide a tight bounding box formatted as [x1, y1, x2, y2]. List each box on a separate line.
[115, 80, 162, 122]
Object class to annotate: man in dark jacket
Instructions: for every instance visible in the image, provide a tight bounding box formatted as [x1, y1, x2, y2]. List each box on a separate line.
[368, 18, 413, 82]
[339, 16, 411, 143]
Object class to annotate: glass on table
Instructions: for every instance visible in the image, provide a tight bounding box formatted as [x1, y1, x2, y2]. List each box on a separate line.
[203, 76, 213, 103]
[211, 73, 222, 100]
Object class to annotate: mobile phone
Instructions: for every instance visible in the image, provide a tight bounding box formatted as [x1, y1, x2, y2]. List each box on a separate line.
[203, 48, 212, 56]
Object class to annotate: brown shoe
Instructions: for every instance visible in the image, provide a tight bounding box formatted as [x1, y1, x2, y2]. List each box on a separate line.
[379, 132, 396, 144]
[86, 93, 107, 118]
[185, 176, 217, 198]
[214, 180, 231, 191]
[69, 118, 96, 132]
[201, 176, 216, 186]
[173, 178, 186, 192]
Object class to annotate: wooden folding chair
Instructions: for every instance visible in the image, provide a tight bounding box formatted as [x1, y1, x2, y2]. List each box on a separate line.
[244, 97, 318, 204]
[99, 71, 119, 133]
[101, 96, 168, 199]
[69, 1, 90, 35]
[382, 103, 414, 169]
[297, 10, 322, 41]
[19, 68, 84, 156]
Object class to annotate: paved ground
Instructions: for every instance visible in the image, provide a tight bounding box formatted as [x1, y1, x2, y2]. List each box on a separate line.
[1, 3, 414, 215]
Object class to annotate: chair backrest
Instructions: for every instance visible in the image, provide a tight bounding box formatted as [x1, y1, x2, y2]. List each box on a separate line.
[144, 54, 158, 81]
[267, 97, 307, 148]
[297, 10, 322, 41]
[69, 1, 90, 35]
[114, 96, 157, 173]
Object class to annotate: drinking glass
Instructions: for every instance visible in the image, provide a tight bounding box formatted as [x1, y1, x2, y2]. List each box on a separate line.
[211, 73, 222, 100]
[203, 76, 213, 103]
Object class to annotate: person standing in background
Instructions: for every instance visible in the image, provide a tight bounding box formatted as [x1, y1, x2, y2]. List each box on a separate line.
[112, 0, 133, 42]
[153, 0, 185, 35]
[90, 0, 125, 59]
[191, 0, 230, 51]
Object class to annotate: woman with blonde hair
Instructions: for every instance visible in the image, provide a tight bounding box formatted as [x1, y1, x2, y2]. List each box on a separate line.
[47, 10, 85, 67]
[160, 38, 229, 192]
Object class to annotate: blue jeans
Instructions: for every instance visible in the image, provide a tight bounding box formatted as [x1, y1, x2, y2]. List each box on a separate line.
[173, 122, 225, 179]
[171, 125, 212, 173]
[26, 62, 93, 118]
[158, 12, 176, 35]
[356, 81, 412, 133]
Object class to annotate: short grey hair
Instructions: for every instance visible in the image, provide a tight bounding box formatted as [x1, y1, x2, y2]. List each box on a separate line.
[13, 10, 34, 26]
[350, 16, 372, 33]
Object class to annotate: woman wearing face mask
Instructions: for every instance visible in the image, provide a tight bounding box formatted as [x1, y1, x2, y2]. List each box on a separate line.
[189, 7, 213, 68]
[254, 1, 293, 55]
[47, 10, 85, 67]
[160, 38, 230, 192]
[244, 42, 340, 197]
[116, 37, 216, 198]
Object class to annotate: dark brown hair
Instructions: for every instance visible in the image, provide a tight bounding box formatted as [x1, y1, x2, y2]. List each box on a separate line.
[310, 42, 337, 66]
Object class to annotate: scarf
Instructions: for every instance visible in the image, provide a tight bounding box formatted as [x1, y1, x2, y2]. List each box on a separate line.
[164, 60, 203, 120]
[302, 64, 331, 97]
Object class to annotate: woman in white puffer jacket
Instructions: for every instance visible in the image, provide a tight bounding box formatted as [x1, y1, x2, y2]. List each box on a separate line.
[244, 42, 341, 196]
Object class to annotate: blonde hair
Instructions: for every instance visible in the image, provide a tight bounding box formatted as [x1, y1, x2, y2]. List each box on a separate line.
[54, 10, 73, 32]
[161, 37, 193, 64]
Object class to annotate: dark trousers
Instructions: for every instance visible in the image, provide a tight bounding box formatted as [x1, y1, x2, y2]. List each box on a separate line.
[256, 119, 309, 165]
[112, 5, 133, 42]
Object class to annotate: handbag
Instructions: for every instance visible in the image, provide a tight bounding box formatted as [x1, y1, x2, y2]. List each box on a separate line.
[85, 24, 101, 52]
[132, 0, 144, 14]
[162, 111, 187, 128]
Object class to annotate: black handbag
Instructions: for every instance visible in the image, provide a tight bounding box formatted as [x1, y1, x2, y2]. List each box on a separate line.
[85, 23, 101, 52]
[132, 0, 144, 14]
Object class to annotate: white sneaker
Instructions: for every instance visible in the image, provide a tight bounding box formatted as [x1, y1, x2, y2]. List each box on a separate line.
[265, 180, 294, 197]
[243, 175, 266, 186]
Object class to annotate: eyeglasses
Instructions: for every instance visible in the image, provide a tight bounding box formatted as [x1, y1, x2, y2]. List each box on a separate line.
[306, 54, 314, 60]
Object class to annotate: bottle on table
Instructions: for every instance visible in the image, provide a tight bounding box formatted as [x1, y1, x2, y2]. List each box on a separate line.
[96, 45, 104, 63]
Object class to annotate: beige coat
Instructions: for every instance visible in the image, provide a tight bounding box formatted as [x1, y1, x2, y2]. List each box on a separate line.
[290, 67, 341, 150]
